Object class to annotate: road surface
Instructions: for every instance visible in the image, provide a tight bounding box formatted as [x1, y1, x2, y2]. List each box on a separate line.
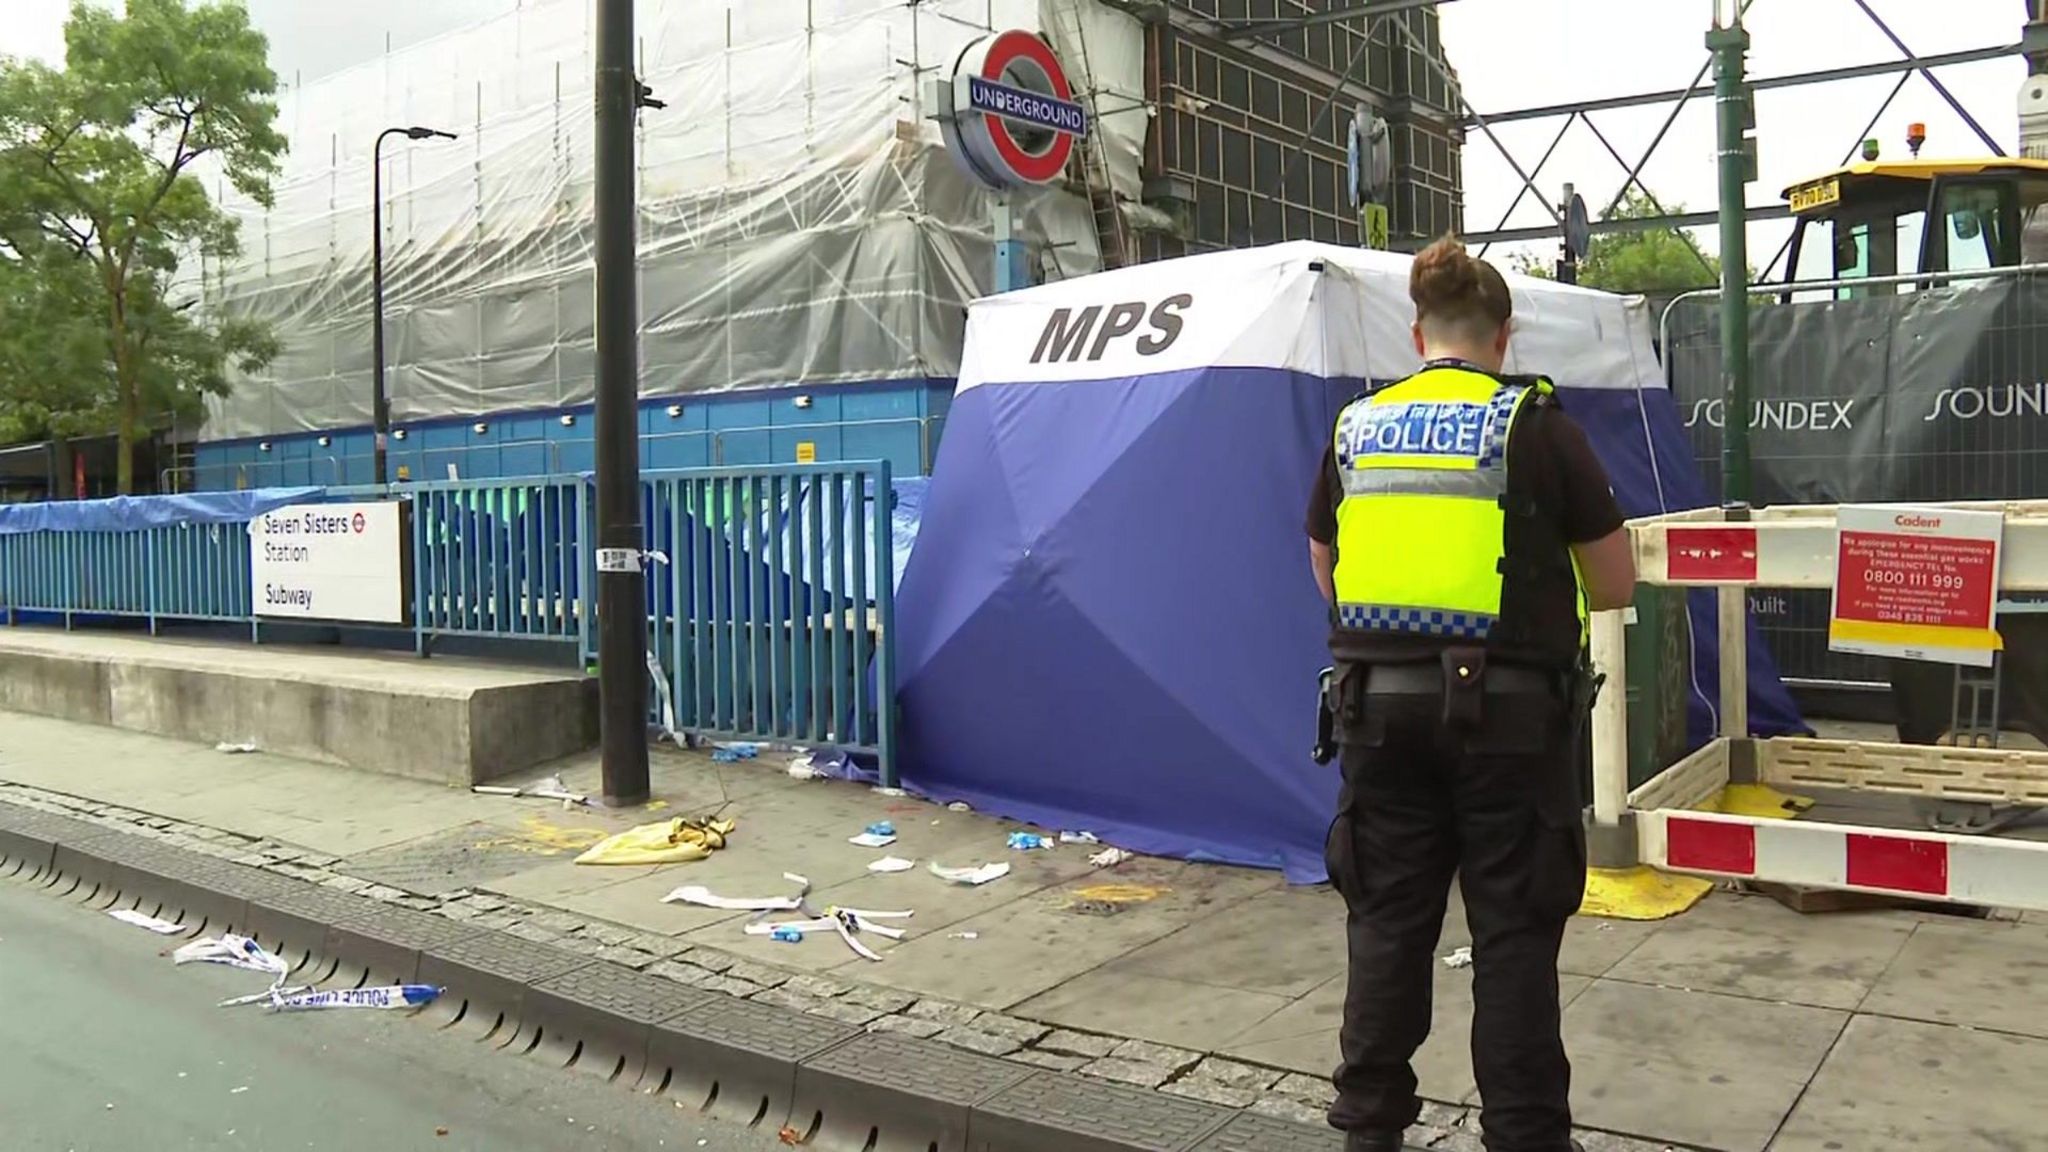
[0, 876, 795, 1152]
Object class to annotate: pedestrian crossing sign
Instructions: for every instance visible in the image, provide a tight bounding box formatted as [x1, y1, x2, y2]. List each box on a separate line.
[1363, 203, 1389, 251]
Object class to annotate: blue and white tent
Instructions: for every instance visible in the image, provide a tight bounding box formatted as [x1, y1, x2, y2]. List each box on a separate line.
[892, 241, 1804, 882]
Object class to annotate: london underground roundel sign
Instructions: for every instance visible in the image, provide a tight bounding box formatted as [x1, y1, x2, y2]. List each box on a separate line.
[941, 30, 1089, 190]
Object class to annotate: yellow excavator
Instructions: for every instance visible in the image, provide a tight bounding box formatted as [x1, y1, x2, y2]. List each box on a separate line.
[1778, 128, 2048, 292]
[1768, 129, 2048, 754]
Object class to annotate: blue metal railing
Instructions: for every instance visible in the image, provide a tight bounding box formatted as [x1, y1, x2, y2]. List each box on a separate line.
[0, 521, 252, 628]
[409, 477, 591, 654]
[641, 463, 896, 772]
[0, 464, 899, 783]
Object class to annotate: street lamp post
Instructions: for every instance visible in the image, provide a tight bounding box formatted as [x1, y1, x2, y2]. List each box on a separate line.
[372, 126, 457, 487]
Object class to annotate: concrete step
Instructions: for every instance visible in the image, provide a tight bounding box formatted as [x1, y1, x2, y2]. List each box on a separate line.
[0, 630, 594, 786]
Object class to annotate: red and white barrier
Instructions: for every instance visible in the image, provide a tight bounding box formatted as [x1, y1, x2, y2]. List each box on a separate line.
[1640, 809, 2048, 909]
[1589, 500, 2048, 912]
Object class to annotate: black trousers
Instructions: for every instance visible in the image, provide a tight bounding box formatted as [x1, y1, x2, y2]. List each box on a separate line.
[1323, 671, 1587, 1152]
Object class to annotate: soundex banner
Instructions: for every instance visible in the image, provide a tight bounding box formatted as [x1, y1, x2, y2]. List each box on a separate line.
[1666, 276, 2048, 687]
[1666, 275, 2048, 506]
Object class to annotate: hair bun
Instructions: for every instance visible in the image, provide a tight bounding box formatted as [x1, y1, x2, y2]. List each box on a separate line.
[1409, 235, 1481, 317]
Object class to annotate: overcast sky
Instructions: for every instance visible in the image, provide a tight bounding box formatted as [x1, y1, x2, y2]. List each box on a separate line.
[0, 0, 2027, 273]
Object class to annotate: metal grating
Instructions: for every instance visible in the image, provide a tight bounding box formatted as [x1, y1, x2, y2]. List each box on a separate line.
[0, 803, 112, 846]
[805, 1032, 1028, 1106]
[658, 996, 859, 1064]
[973, 1072, 1234, 1152]
[529, 962, 711, 1025]
[418, 928, 591, 986]
[791, 1032, 1032, 1152]
[1194, 1112, 1349, 1152]
[336, 902, 485, 950]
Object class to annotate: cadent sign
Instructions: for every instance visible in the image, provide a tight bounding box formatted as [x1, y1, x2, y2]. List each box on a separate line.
[934, 30, 1088, 189]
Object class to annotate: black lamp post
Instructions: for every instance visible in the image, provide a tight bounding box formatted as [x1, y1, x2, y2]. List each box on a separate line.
[372, 125, 457, 487]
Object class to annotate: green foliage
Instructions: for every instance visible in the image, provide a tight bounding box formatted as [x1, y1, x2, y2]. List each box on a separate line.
[0, 0, 283, 491]
[1511, 190, 1739, 294]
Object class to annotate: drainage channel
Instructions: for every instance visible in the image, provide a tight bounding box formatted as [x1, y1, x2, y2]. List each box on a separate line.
[0, 800, 1348, 1152]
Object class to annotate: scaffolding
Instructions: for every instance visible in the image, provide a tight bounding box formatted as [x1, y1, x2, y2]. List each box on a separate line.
[195, 0, 1154, 442]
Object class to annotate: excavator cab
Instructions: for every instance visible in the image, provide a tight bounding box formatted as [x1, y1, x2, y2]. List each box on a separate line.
[1780, 157, 2048, 296]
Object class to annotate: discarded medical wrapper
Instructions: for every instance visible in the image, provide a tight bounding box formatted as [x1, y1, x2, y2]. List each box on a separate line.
[850, 820, 898, 848]
[1058, 831, 1100, 845]
[770, 926, 804, 943]
[575, 816, 735, 865]
[1088, 847, 1135, 868]
[270, 985, 444, 1011]
[866, 856, 916, 874]
[1442, 946, 1473, 969]
[174, 934, 288, 979]
[745, 906, 912, 963]
[109, 908, 186, 935]
[929, 861, 1010, 886]
[472, 773, 588, 807]
[661, 873, 810, 912]
[1007, 832, 1053, 851]
[711, 742, 761, 763]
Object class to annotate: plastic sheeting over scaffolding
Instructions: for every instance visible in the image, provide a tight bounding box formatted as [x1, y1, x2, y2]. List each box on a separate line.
[198, 0, 1150, 442]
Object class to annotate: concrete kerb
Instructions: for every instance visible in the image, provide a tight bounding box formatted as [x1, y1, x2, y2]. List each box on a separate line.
[0, 790, 1715, 1152]
[0, 797, 1358, 1152]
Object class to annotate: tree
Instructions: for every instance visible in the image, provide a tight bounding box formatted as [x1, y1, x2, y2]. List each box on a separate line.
[1511, 190, 1741, 294]
[0, 0, 284, 491]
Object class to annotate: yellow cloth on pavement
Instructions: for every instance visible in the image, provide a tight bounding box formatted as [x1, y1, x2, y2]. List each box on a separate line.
[1580, 866, 1712, 921]
[573, 817, 736, 865]
[1704, 783, 1813, 820]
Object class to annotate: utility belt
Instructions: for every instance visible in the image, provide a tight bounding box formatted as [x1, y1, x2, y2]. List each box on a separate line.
[1312, 648, 1600, 764]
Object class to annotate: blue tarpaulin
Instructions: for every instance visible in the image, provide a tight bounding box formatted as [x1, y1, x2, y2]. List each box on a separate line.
[0, 488, 328, 535]
[892, 243, 1806, 884]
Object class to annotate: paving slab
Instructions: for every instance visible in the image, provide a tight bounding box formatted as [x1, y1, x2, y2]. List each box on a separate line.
[1014, 966, 1293, 1051]
[856, 857, 1280, 1010]
[1218, 967, 1594, 1108]
[1768, 1014, 2048, 1151]
[1859, 918, 2048, 1039]
[690, 847, 1101, 969]
[1603, 890, 1913, 1011]
[1562, 981, 1846, 1152]
[1111, 885, 1347, 998]
[1557, 912, 1660, 979]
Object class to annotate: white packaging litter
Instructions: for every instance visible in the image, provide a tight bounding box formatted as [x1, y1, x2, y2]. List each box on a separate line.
[172, 934, 288, 979]
[866, 856, 916, 874]
[928, 861, 1010, 886]
[108, 909, 186, 935]
[660, 873, 810, 911]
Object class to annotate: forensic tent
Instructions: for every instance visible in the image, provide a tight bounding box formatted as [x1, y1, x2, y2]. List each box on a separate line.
[891, 241, 1805, 882]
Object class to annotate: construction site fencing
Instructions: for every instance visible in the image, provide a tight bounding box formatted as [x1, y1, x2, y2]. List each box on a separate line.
[0, 463, 900, 784]
[1661, 264, 2048, 689]
[160, 416, 947, 494]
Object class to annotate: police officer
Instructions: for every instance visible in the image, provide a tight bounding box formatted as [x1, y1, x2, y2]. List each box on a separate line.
[1304, 236, 1636, 1152]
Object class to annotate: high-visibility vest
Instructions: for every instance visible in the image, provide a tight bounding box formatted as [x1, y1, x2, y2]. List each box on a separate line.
[1331, 363, 1586, 653]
